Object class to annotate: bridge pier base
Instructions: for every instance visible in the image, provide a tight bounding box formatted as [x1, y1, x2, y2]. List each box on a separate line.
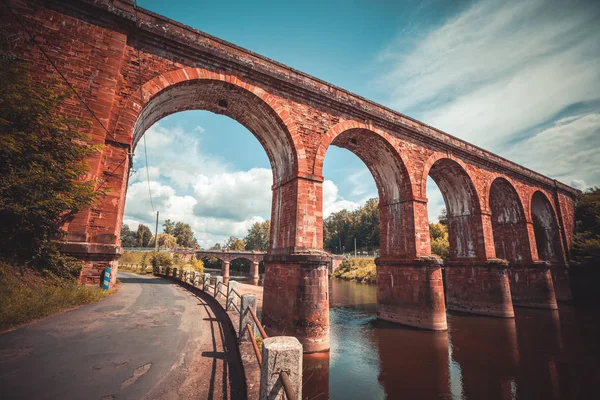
[60, 242, 121, 286]
[262, 254, 330, 353]
[376, 257, 447, 331]
[550, 264, 572, 302]
[508, 262, 558, 309]
[251, 261, 260, 279]
[444, 260, 515, 318]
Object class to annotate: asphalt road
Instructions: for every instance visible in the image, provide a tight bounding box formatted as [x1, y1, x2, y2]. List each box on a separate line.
[0, 273, 246, 400]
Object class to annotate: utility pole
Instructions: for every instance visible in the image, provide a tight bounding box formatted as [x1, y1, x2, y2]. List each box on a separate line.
[154, 210, 159, 251]
[354, 237, 357, 257]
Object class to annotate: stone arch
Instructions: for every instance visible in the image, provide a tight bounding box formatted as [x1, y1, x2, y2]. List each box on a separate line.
[113, 67, 306, 185]
[489, 177, 531, 263]
[424, 156, 482, 260]
[317, 121, 414, 257]
[531, 191, 563, 263]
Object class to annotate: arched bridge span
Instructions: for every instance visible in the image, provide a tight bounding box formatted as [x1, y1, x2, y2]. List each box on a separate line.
[3, 0, 579, 353]
[196, 250, 266, 280]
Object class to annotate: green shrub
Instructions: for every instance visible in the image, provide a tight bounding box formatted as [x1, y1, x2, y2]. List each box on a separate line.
[151, 252, 173, 268]
[332, 258, 376, 283]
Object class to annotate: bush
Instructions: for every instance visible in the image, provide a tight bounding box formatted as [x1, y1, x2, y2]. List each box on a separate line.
[151, 252, 173, 268]
[0, 262, 110, 331]
[332, 258, 376, 283]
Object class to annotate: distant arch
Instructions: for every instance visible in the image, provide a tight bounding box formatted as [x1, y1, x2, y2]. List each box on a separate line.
[531, 191, 563, 263]
[489, 178, 531, 263]
[425, 157, 482, 259]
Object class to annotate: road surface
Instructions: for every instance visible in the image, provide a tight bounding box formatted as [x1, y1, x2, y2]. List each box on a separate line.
[0, 273, 246, 399]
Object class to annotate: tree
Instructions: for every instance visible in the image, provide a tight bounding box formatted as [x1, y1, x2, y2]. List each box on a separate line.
[150, 251, 172, 268]
[163, 219, 175, 235]
[245, 220, 270, 251]
[323, 198, 380, 254]
[120, 224, 137, 247]
[429, 222, 450, 261]
[0, 34, 98, 277]
[154, 233, 178, 248]
[137, 224, 153, 247]
[438, 209, 448, 226]
[571, 187, 600, 269]
[173, 222, 196, 248]
[225, 236, 245, 251]
[210, 243, 222, 250]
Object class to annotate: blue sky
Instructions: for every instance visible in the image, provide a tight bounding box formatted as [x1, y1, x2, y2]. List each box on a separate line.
[124, 0, 600, 248]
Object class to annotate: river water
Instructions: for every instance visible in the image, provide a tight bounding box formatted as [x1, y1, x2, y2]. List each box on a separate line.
[302, 279, 600, 400]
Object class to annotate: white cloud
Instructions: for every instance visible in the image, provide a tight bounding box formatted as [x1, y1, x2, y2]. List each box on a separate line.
[377, 0, 600, 185]
[323, 180, 361, 217]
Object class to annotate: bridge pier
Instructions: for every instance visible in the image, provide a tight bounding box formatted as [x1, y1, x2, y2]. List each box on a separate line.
[376, 257, 447, 331]
[262, 254, 330, 353]
[251, 261, 260, 279]
[444, 260, 515, 318]
[550, 264, 572, 302]
[508, 262, 558, 309]
[222, 260, 230, 279]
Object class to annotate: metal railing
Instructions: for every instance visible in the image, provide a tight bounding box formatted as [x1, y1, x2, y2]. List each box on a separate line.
[154, 268, 297, 400]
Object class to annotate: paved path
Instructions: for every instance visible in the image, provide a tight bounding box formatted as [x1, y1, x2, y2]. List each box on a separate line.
[0, 273, 246, 400]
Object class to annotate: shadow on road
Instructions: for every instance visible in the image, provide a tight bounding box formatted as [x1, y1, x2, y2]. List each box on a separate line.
[117, 274, 171, 285]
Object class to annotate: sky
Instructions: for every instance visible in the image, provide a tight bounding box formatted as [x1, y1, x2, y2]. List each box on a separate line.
[123, 0, 600, 248]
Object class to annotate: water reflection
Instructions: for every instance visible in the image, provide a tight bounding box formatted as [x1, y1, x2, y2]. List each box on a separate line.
[303, 279, 600, 399]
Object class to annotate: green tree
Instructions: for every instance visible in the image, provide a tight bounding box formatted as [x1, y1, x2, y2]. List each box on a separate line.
[438, 209, 448, 226]
[120, 224, 137, 247]
[571, 187, 600, 269]
[173, 222, 196, 248]
[154, 233, 178, 248]
[150, 251, 172, 268]
[210, 243, 222, 250]
[225, 236, 245, 251]
[163, 219, 175, 235]
[429, 222, 450, 261]
[244, 220, 270, 251]
[0, 35, 99, 277]
[137, 224, 153, 247]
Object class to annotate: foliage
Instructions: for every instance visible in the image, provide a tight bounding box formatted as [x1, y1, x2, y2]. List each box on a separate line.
[184, 256, 204, 274]
[0, 37, 99, 276]
[332, 258, 376, 283]
[571, 187, 600, 269]
[225, 236, 246, 251]
[136, 224, 153, 247]
[119, 250, 146, 265]
[150, 251, 173, 268]
[438, 209, 448, 226]
[210, 243, 222, 250]
[429, 222, 450, 260]
[324, 198, 379, 254]
[120, 224, 138, 247]
[154, 233, 179, 249]
[0, 262, 111, 331]
[244, 220, 270, 251]
[163, 219, 175, 235]
[173, 222, 196, 248]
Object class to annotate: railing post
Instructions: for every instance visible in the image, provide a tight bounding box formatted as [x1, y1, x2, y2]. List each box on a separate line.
[259, 337, 302, 400]
[172, 267, 177, 278]
[193, 271, 200, 286]
[227, 281, 238, 311]
[203, 273, 211, 292]
[214, 276, 223, 297]
[178, 268, 183, 280]
[240, 294, 257, 342]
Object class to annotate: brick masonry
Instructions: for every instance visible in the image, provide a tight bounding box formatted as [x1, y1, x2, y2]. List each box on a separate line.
[3, 0, 579, 351]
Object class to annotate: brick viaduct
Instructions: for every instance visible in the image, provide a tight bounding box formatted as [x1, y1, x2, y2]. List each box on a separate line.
[195, 250, 265, 280]
[3, 0, 578, 353]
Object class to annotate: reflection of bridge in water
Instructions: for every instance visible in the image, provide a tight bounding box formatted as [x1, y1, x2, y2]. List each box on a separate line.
[196, 250, 266, 279]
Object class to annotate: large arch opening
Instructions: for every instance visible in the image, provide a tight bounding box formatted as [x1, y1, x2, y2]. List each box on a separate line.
[121, 74, 293, 261]
[531, 191, 563, 263]
[323, 128, 413, 259]
[489, 178, 530, 263]
[426, 158, 482, 261]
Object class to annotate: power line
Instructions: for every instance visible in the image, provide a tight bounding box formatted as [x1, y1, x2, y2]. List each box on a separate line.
[2, 0, 119, 143]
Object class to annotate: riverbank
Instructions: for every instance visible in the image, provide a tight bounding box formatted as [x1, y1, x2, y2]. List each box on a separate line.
[0, 263, 114, 332]
[331, 257, 376, 283]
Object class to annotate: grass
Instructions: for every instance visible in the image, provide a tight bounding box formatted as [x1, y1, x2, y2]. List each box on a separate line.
[118, 263, 152, 275]
[331, 258, 376, 283]
[0, 262, 113, 331]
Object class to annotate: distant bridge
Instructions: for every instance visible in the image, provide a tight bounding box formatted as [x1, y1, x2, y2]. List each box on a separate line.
[196, 250, 266, 279]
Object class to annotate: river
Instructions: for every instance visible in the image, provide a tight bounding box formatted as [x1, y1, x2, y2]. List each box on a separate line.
[301, 279, 600, 400]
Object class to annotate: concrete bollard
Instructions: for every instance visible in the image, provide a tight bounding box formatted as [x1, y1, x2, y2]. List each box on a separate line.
[239, 294, 257, 342]
[203, 273, 211, 292]
[214, 276, 223, 297]
[259, 337, 303, 400]
[171, 267, 176, 278]
[193, 271, 200, 286]
[227, 281, 238, 311]
[178, 268, 183, 280]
